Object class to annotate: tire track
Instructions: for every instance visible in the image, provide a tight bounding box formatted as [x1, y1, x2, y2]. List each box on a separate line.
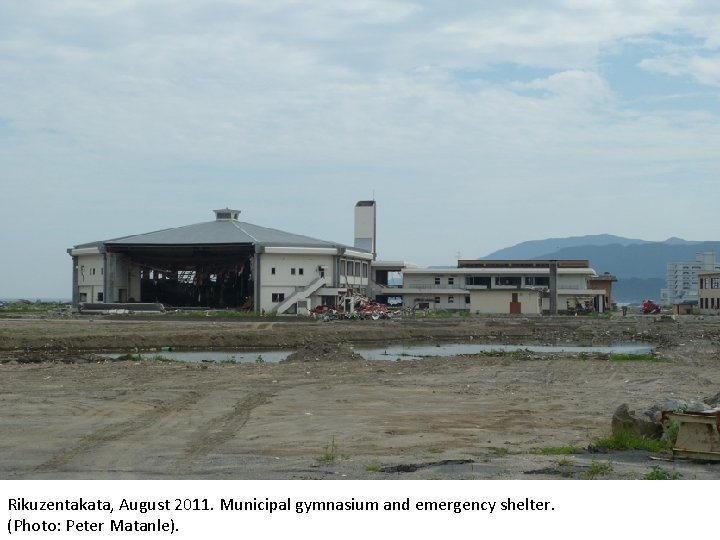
[172, 392, 272, 473]
[35, 391, 202, 472]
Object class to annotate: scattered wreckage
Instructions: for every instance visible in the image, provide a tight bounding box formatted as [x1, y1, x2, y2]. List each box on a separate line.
[612, 393, 720, 462]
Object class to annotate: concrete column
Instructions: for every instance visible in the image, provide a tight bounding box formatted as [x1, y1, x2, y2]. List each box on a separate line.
[253, 248, 262, 314]
[549, 261, 558, 315]
[71, 256, 79, 308]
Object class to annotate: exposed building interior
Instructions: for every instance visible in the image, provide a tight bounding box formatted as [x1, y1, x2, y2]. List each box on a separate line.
[107, 245, 255, 308]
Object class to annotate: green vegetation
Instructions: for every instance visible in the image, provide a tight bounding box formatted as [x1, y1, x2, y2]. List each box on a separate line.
[532, 445, 583, 455]
[317, 437, 347, 462]
[664, 421, 680, 448]
[581, 459, 614, 479]
[608, 352, 661, 362]
[255, 354, 265, 364]
[418, 310, 456, 318]
[364, 463, 382, 472]
[0, 301, 68, 314]
[594, 429, 668, 453]
[148, 354, 176, 362]
[643, 466, 682, 480]
[491, 447, 511, 456]
[426, 447, 444, 454]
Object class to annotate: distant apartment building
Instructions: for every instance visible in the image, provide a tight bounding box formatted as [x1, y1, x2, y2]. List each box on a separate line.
[371, 260, 612, 315]
[698, 271, 720, 315]
[661, 252, 720, 305]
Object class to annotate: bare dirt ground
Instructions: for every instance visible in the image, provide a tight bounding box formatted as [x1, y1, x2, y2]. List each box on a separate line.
[1, 314, 719, 479]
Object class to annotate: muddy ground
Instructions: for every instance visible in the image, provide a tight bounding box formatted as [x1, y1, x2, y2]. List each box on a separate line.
[1, 314, 719, 479]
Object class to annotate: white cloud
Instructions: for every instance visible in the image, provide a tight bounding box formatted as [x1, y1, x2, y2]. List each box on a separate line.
[640, 54, 720, 86]
[2, 1, 720, 296]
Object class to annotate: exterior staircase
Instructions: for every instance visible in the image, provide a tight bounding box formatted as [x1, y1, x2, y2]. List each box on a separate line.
[274, 277, 327, 314]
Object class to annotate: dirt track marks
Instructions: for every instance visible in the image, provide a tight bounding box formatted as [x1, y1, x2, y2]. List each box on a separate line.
[172, 392, 272, 473]
[35, 391, 202, 472]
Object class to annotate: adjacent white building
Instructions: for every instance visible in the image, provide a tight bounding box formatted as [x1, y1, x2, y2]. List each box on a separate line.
[370, 260, 610, 315]
[661, 251, 720, 305]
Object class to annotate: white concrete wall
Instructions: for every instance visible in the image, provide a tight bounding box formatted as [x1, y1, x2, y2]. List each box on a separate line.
[259, 253, 335, 313]
[470, 290, 541, 314]
[76, 254, 104, 302]
[557, 274, 587, 290]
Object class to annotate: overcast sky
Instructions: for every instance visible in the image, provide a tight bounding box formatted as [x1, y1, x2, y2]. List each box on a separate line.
[1, 1, 719, 298]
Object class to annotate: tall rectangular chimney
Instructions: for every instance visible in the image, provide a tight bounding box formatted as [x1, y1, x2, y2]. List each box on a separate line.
[354, 200, 376, 259]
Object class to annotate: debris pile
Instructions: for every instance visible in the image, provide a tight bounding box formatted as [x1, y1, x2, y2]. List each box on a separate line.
[280, 342, 365, 363]
[612, 393, 720, 440]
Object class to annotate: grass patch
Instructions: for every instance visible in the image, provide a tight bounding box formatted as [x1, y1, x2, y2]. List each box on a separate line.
[594, 429, 668, 453]
[533, 445, 583, 455]
[317, 437, 348, 462]
[426, 447, 444, 454]
[148, 354, 176, 362]
[608, 353, 660, 362]
[491, 447, 511, 456]
[643, 466, 682, 480]
[364, 463, 382, 472]
[0, 301, 68, 314]
[581, 459, 614, 479]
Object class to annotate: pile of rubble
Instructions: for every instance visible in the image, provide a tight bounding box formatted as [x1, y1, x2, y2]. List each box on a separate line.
[612, 391, 720, 440]
[280, 342, 365, 363]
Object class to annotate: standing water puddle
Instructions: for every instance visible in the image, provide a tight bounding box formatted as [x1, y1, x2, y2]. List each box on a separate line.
[109, 343, 652, 364]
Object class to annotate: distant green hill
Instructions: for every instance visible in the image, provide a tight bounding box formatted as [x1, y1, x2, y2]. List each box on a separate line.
[482, 236, 720, 303]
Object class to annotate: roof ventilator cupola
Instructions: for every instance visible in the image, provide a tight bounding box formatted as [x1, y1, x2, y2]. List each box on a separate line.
[214, 208, 240, 221]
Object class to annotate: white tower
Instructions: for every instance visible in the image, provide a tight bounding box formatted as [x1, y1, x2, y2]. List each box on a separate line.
[354, 200, 376, 259]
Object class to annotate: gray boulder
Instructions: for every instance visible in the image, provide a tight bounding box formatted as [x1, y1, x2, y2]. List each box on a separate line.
[612, 403, 663, 439]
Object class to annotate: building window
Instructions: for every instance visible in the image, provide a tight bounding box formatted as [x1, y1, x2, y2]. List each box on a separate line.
[466, 276, 491, 288]
[712, 278, 720, 289]
[97, 292, 103, 301]
[347, 261, 354, 276]
[362, 263, 368, 278]
[299, 268, 304, 275]
[271, 267, 276, 275]
[448, 277, 454, 285]
[355, 261, 361, 277]
[272, 293, 285, 302]
[434, 276, 440, 285]
[291, 268, 296, 275]
[465, 296, 470, 304]
[496, 276, 521, 287]
[434, 296, 441, 303]
[448, 296, 454, 303]
[79, 293, 87, 302]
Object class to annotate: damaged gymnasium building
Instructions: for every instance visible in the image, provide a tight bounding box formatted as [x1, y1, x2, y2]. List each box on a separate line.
[67, 203, 376, 314]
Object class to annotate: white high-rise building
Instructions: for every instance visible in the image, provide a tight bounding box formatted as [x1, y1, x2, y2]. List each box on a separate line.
[661, 251, 720, 305]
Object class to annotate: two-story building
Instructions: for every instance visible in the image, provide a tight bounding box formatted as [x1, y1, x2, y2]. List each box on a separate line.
[698, 271, 720, 315]
[371, 260, 611, 315]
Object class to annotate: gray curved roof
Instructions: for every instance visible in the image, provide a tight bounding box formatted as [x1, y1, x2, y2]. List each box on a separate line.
[102, 219, 360, 250]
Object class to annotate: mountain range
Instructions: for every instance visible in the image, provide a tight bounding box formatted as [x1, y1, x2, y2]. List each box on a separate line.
[482, 234, 720, 303]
